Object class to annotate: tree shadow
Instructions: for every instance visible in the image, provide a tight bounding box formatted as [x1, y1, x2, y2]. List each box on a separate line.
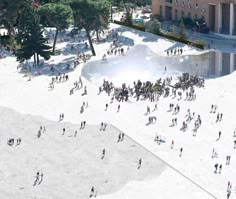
[61, 43, 90, 56]
[17, 56, 77, 78]
[105, 29, 135, 47]
[118, 35, 134, 46]
[142, 33, 159, 42]
[0, 47, 15, 59]
[113, 24, 159, 43]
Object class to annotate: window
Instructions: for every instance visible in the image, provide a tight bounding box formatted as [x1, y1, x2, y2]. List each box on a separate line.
[175, 0, 178, 5]
[182, 0, 185, 7]
[181, 10, 185, 18]
[188, 12, 191, 18]
[188, 0, 192, 9]
[175, 9, 178, 20]
[160, 6, 163, 17]
[195, 3, 198, 10]
[202, 4, 206, 12]
[194, 13, 198, 19]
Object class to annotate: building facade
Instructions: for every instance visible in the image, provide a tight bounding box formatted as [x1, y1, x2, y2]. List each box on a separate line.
[152, 0, 236, 35]
[208, 51, 236, 77]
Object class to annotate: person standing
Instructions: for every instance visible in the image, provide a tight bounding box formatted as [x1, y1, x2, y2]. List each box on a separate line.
[101, 149, 106, 159]
[214, 163, 218, 173]
[179, 147, 183, 157]
[38, 173, 44, 185]
[33, 172, 40, 186]
[171, 140, 174, 149]
[219, 164, 222, 174]
[138, 158, 142, 169]
[117, 104, 120, 112]
[163, 66, 167, 74]
[105, 103, 108, 111]
[216, 131, 221, 140]
[90, 186, 95, 197]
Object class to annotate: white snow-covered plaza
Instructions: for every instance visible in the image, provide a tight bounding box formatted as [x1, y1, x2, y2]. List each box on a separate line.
[0, 23, 235, 199]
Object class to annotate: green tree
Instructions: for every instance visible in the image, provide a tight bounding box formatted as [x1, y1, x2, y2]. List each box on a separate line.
[38, 0, 63, 5]
[93, 0, 111, 42]
[0, 0, 31, 47]
[70, 0, 111, 56]
[136, 0, 151, 6]
[16, 7, 52, 64]
[113, 0, 136, 25]
[38, 3, 72, 53]
[145, 19, 161, 35]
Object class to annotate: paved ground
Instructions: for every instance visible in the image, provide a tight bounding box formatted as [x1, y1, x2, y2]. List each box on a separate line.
[0, 106, 215, 199]
[0, 106, 167, 199]
[161, 22, 236, 53]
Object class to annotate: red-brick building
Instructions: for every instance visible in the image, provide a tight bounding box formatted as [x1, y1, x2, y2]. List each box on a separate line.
[152, 0, 236, 35]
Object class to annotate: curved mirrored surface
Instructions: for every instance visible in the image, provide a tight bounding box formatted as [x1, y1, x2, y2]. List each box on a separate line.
[82, 45, 236, 85]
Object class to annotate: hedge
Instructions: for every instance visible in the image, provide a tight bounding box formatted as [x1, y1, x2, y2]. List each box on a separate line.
[113, 20, 145, 32]
[113, 20, 204, 49]
[157, 33, 204, 49]
[0, 35, 10, 46]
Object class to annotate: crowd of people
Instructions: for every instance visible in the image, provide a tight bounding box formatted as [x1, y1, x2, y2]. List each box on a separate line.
[49, 73, 69, 90]
[166, 48, 183, 56]
[98, 72, 204, 104]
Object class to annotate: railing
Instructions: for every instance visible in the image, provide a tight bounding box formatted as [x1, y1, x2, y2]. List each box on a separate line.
[219, 27, 230, 35]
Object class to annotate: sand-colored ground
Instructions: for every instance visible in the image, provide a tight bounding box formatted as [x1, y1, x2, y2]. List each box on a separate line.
[0, 106, 167, 199]
[0, 23, 230, 199]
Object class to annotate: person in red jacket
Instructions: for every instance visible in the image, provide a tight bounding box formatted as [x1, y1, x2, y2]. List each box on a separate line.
[32, 0, 39, 9]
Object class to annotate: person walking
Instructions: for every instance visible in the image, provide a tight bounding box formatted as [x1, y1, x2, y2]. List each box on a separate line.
[101, 148, 106, 159]
[219, 164, 222, 174]
[179, 147, 183, 157]
[105, 103, 108, 111]
[33, 172, 40, 186]
[216, 131, 221, 141]
[171, 140, 174, 149]
[138, 158, 142, 169]
[90, 186, 95, 198]
[214, 163, 218, 173]
[117, 104, 120, 112]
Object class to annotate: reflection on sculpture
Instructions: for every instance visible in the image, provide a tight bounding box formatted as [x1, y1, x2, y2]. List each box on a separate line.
[82, 45, 236, 84]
